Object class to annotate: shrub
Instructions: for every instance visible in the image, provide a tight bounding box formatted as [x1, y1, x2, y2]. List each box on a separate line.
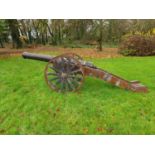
[119, 34, 155, 56]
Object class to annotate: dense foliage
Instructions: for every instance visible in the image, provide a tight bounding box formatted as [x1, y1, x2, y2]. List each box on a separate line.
[119, 34, 155, 56]
[0, 19, 155, 51]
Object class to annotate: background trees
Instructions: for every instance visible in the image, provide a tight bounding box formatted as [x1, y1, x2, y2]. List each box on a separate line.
[0, 20, 8, 48]
[0, 19, 155, 50]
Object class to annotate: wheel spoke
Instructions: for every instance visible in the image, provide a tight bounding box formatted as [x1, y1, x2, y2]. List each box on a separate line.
[55, 79, 61, 86]
[60, 81, 65, 92]
[71, 69, 82, 74]
[60, 57, 66, 72]
[72, 74, 83, 81]
[55, 61, 62, 72]
[51, 79, 61, 89]
[67, 79, 75, 91]
[68, 75, 83, 82]
[49, 66, 59, 73]
[71, 65, 77, 71]
[49, 77, 59, 81]
[72, 79, 80, 87]
[64, 81, 69, 91]
[63, 81, 68, 91]
[47, 72, 57, 76]
[66, 59, 71, 74]
[75, 77, 82, 81]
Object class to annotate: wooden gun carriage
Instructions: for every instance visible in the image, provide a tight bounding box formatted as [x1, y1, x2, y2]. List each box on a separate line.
[22, 52, 148, 93]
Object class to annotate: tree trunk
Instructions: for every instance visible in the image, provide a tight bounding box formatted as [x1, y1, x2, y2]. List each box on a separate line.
[28, 30, 32, 44]
[98, 20, 103, 51]
[108, 20, 113, 42]
[58, 24, 62, 44]
[45, 31, 48, 43]
[0, 38, 4, 48]
[41, 33, 45, 45]
[7, 19, 22, 48]
[32, 20, 40, 44]
[47, 24, 54, 37]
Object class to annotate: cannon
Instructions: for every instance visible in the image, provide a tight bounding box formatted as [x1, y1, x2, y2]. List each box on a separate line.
[22, 52, 148, 93]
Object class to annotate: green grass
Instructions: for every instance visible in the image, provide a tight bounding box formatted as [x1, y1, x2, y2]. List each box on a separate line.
[0, 56, 155, 135]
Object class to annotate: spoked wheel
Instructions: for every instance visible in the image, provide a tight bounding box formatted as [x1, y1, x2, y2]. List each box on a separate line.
[44, 54, 84, 92]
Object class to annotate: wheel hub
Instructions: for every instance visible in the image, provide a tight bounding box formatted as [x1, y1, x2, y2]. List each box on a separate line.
[61, 72, 67, 79]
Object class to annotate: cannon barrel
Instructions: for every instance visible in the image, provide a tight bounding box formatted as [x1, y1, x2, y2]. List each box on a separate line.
[22, 52, 96, 68]
[22, 52, 54, 62]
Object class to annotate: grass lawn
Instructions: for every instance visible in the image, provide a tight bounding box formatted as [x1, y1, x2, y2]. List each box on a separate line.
[0, 55, 155, 134]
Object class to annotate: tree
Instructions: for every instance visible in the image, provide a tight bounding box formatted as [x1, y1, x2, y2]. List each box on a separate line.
[18, 19, 33, 44]
[91, 20, 108, 51]
[98, 20, 104, 51]
[131, 19, 155, 34]
[107, 19, 132, 43]
[7, 19, 22, 48]
[32, 19, 40, 44]
[49, 19, 65, 45]
[0, 20, 8, 48]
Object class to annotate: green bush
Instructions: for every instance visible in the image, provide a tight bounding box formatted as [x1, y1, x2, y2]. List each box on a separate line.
[119, 34, 155, 56]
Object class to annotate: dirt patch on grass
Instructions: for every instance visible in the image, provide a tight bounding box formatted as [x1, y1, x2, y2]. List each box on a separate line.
[60, 47, 121, 58]
[0, 46, 122, 59]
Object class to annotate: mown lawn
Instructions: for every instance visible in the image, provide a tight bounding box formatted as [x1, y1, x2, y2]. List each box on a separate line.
[0, 55, 155, 134]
